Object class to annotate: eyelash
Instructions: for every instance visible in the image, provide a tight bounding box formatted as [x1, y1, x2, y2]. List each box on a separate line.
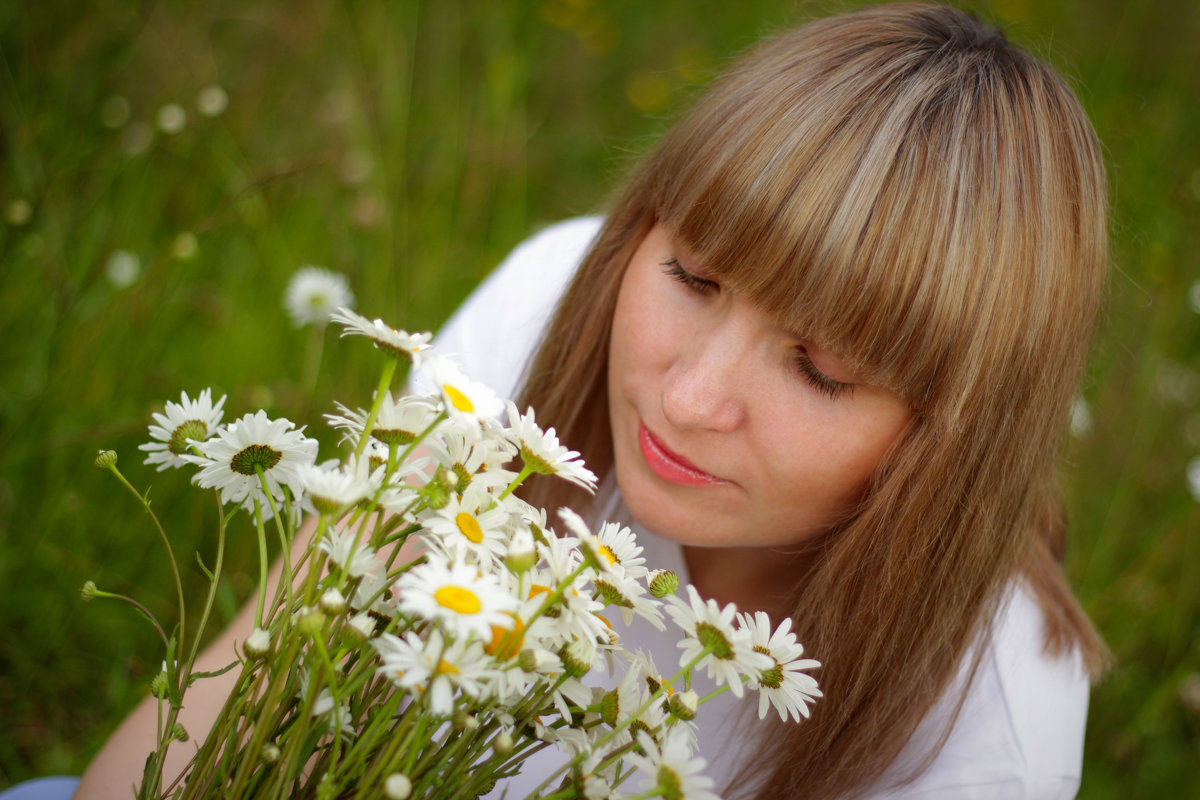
[661, 258, 719, 295]
[661, 257, 853, 400]
[793, 348, 854, 400]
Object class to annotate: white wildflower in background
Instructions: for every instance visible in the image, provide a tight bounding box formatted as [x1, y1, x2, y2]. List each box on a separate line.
[1070, 397, 1092, 438]
[665, 585, 771, 698]
[1187, 456, 1200, 502]
[331, 307, 432, 365]
[187, 410, 318, 515]
[105, 250, 141, 288]
[196, 85, 229, 117]
[139, 389, 227, 471]
[626, 728, 720, 800]
[5, 199, 32, 226]
[739, 611, 822, 722]
[156, 103, 187, 135]
[285, 266, 355, 328]
[506, 401, 597, 492]
[171, 232, 198, 260]
[397, 560, 516, 641]
[1189, 279, 1200, 315]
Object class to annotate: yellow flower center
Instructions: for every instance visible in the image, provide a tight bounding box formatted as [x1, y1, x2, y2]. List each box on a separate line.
[598, 545, 618, 565]
[436, 659, 459, 675]
[443, 384, 475, 413]
[434, 585, 482, 615]
[487, 613, 525, 660]
[456, 512, 484, 543]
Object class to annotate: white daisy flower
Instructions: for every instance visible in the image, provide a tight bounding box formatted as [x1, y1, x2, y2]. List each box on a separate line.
[739, 611, 822, 722]
[187, 410, 319, 516]
[396, 560, 517, 641]
[139, 389, 227, 471]
[626, 728, 719, 800]
[557, 508, 615, 577]
[506, 401, 597, 492]
[326, 392, 441, 449]
[297, 456, 381, 514]
[319, 526, 379, 578]
[374, 628, 494, 716]
[284, 266, 355, 328]
[664, 585, 771, 698]
[331, 307, 432, 366]
[594, 521, 648, 581]
[426, 355, 504, 423]
[420, 483, 512, 567]
[425, 423, 518, 494]
[593, 570, 665, 631]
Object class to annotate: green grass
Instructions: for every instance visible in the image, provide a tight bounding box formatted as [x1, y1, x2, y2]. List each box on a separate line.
[1, 0, 1197, 794]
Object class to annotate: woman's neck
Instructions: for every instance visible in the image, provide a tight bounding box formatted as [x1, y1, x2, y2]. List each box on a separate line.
[681, 543, 809, 621]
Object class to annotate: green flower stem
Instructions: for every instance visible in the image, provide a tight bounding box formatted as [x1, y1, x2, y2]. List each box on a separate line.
[498, 463, 535, 500]
[85, 587, 170, 651]
[252, 499, 270, 630]
[354, 357, 399, 460]
[103, 461, 187, 662]
[185, 493, 229, 669]
[395, 409, 447, 467]
[527, 646, 713, 800]
[256, 468, 295, 618]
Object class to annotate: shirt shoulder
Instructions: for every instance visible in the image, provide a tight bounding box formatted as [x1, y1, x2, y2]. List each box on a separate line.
[869, 583, 1090, 799]
[410, 217, 604, 401]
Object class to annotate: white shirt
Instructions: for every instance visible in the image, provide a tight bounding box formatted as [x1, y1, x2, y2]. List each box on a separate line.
[413, 217, 1090, 799]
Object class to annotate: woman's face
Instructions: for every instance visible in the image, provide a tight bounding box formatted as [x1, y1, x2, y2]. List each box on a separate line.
[607, 225, 912, 550]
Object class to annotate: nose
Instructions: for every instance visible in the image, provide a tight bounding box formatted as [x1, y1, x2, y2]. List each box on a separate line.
[660, 328, 749, 433]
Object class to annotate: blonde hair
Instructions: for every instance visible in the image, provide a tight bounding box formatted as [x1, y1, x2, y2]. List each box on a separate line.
[518, 3, 1108, 797]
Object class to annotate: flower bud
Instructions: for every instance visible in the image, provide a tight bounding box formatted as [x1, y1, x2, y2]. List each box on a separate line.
[244, 627, 272, 658]
[262, 743, 281, 764]
[150, 671, 169, 699]
[560, 641, 591, 679]
[420, 476, 450, 510]
[297, 610, 326, 637]
[170, 722, 189, 742]
[668, 689, 699, 721]
[453, 710, 479, 731]
[384, 773, 412, 800]
[648, 569, 679, 598]
[600, 688, 620, 728]
[80, 580, 99, 601]
[94, 450, 118, 468]
[346, 611, 375, 640]
[504, 529, 537, 574]
[320, 587, 348, 615]
[492, 731, 514, 757]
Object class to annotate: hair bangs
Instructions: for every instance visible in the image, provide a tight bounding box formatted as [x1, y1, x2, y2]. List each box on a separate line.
[648, 60, 997, 407]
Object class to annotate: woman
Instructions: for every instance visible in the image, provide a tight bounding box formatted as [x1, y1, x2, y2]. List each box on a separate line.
[73, 2, 1106, 798]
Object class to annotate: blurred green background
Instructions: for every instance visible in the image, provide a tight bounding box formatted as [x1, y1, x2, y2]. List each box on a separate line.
[1, 0, 1197, 795]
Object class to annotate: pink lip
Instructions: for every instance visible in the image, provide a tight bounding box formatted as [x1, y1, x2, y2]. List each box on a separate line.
[638, 423, 727, 487]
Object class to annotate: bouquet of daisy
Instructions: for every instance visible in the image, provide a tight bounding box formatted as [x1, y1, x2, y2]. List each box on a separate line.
[87, 284, 820, 800]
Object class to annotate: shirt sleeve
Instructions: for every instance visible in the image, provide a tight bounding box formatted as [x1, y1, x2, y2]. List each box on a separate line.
[410, 216, 604, 403]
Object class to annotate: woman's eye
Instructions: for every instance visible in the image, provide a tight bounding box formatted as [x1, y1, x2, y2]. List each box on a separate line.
[661, 258, 719, 295]
[793, 347, 854, 400]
